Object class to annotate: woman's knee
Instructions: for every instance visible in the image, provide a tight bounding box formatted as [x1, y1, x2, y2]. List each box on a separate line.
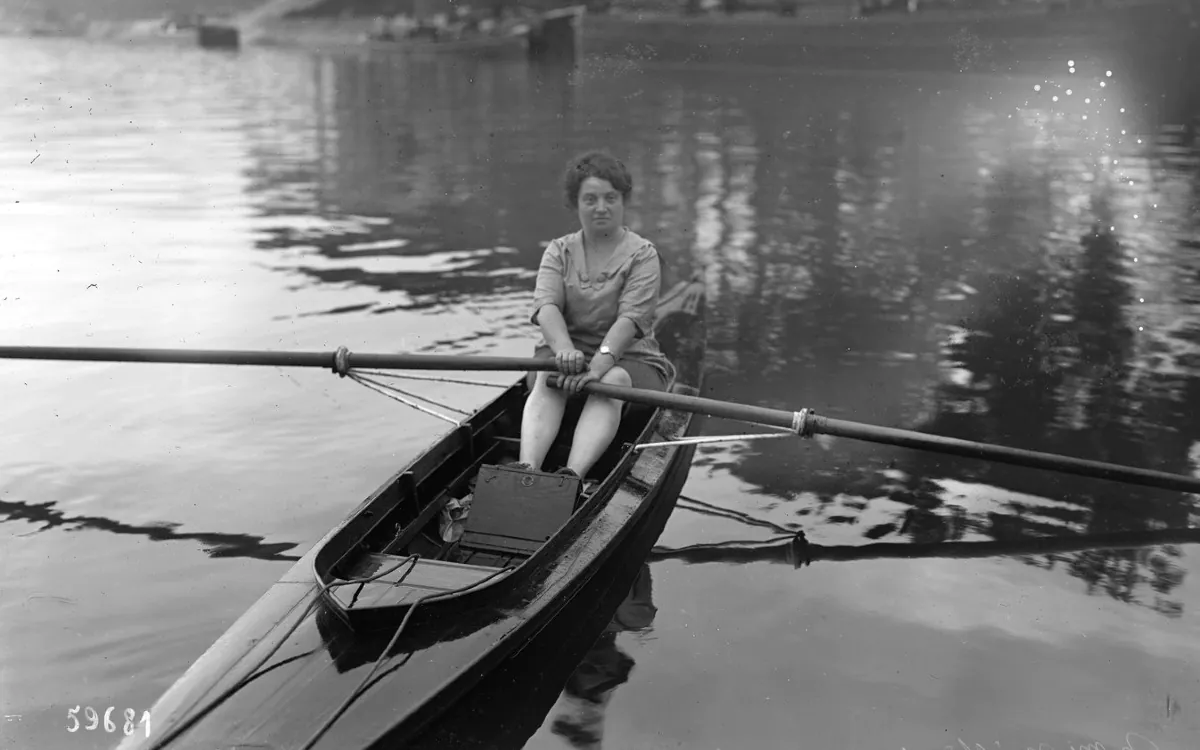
[530, 371, 566, 399]
[600, 366, 632, 388]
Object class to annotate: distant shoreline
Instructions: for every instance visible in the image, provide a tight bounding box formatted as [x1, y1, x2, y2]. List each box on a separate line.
[580, 0, 1192, 73]
[3, 0, 1192, 73]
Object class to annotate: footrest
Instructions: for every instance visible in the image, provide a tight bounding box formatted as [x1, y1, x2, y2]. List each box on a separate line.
[461, 464, 580, 555]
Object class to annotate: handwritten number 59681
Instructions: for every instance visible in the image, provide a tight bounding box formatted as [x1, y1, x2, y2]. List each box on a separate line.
[66, 706, 150, 737]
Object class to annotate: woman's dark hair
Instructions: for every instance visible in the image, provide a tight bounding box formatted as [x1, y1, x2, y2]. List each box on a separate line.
[563, 151, 633, 209]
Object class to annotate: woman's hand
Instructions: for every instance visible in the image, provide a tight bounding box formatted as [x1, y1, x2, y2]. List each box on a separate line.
[560, 352, 614, 394]
[554, 348, 586, 375]
[560, 371, 599, 394]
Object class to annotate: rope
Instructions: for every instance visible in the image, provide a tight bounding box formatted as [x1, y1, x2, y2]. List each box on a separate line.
[675, 494, 800, 536]
[148, 554, 512, 749]
[633, 430, 797, 451]
[333, 346, 350, 377]
[144, 554, 422, 750]
[351, 372, 473, 415]
[328, 346, 513, 425]
[794, 407, 815, 437]
[353, 369, 511, 389]
[330, 349, 816, 448]
[348, 372, 468, 425]
[633, 409, 814, 452]
[298, 565, 514, 750]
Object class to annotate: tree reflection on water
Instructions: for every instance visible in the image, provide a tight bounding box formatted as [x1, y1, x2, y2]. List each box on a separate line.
[238, 51, 1199, 617]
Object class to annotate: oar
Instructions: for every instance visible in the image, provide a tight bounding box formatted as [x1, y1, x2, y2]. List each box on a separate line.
[3, 345, 1199, 495]
[552, 377, 1200, 495]
[0, 345, 559, 372]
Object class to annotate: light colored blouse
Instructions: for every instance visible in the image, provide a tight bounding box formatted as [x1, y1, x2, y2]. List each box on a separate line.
[531, 228, 674, 384]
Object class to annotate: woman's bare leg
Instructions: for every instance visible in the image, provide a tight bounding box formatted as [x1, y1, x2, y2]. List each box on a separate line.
[565, 367, 632, 477]
[520, 371, 568, 470]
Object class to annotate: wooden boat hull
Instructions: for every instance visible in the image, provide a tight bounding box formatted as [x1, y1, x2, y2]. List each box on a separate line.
[197, 23, 241, 50]
[121, 276, 706, 750]
[84, 20, 239, 51]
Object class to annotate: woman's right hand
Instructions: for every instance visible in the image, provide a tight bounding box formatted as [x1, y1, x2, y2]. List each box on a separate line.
[555, 348, 586, 375]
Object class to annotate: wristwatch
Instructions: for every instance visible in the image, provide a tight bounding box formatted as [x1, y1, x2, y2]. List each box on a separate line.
[598, 344, 615, 359]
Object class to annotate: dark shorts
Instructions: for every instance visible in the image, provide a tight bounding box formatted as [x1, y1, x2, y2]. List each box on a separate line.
[530, 344, 670, 393]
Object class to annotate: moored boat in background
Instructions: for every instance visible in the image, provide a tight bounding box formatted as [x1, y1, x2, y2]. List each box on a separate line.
[248, 2, 584, 61]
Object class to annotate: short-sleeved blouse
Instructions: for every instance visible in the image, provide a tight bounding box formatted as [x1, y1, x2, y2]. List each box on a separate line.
[530, 228, 674, 385]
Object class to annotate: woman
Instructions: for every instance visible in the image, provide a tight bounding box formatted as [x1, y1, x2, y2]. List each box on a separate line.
[518, 151, 675, 482]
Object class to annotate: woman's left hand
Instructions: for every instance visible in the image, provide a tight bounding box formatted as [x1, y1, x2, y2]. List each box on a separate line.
[560, 371, 599, 393]
[562, 354, 614, 393]
[561, 352, 615, 394]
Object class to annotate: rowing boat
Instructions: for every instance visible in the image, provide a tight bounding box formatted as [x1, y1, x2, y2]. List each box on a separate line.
[119, 275, 708, 750]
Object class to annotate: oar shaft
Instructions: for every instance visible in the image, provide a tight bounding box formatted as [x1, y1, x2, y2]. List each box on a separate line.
[569, 379, 1200, 495]
[0, 346, 559, 372]
[811, 414, 1200, 494]
[567, 378, 798, 430]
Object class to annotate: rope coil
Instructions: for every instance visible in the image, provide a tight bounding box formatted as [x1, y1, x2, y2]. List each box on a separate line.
[793, 407, 816, 437]
[333, 346, 350, 377]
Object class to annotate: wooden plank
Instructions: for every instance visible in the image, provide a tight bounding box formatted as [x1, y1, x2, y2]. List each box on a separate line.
[463, 465, 577, 553]
[333, 554, 503, 610]
[346, 553, 500, 589]
[455, 548, 516, 568]
[459, 531, 542, 556]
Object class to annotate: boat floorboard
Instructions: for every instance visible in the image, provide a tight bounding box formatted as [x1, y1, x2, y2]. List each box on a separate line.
[332, 553, 503, 609]
[454, 547, 519, 568]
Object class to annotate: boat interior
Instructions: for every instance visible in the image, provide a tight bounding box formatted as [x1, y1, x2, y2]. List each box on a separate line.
[315, 277, 704, 627]
[318, 380, 669, 620]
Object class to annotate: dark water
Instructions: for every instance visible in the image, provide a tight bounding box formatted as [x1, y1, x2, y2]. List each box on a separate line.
[2, 31, 1199, 750]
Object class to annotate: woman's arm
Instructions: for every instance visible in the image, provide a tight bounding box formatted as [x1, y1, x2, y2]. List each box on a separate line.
[594, 317, 639, 362]
[536, 304, 576, 354]
[531, 241, 577, 354]
[591, 245, 661, 374]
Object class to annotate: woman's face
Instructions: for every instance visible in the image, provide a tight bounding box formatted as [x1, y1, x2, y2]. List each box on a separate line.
[576, 176, 624, 235]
